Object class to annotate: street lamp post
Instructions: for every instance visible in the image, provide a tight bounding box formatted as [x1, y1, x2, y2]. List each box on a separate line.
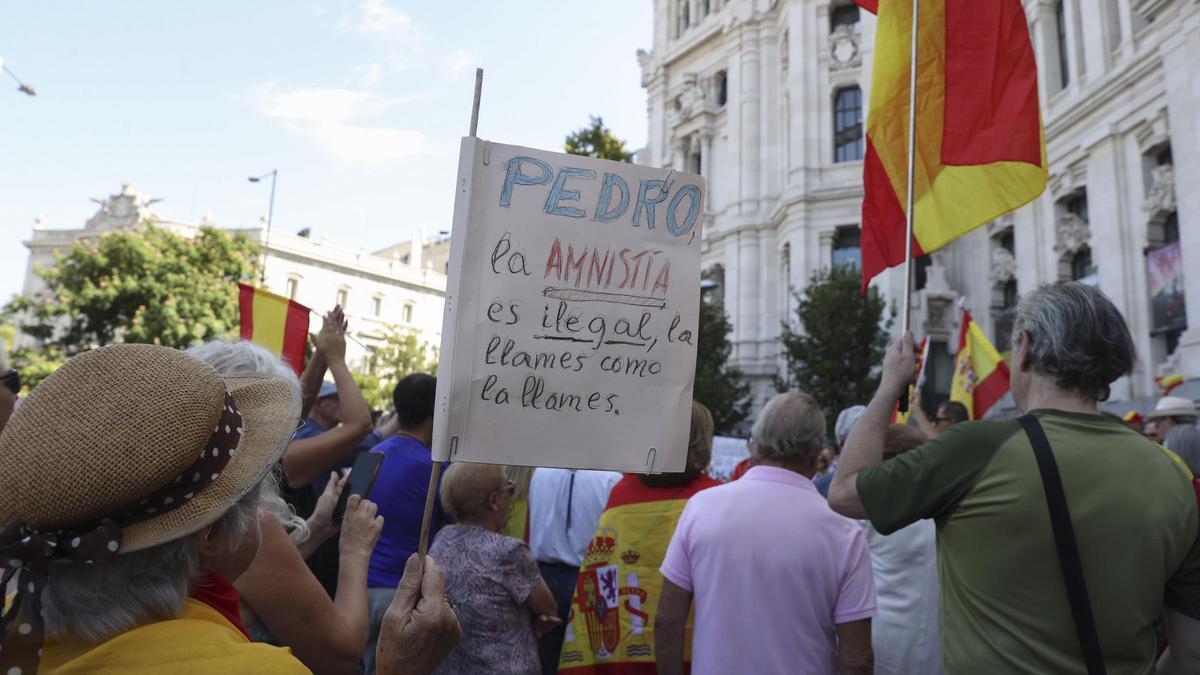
[248, 170, 277, 286]
[0, 57, 37, 96]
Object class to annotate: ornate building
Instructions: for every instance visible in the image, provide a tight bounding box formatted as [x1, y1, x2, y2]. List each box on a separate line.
[17, 183, 447, 371]
[639, 0, 1200, 414]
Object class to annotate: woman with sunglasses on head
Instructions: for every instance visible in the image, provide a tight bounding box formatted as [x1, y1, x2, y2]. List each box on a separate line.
[429, 462, 560, 675]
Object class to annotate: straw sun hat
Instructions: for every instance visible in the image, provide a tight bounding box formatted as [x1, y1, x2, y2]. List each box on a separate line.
[0, 344, 299, 672]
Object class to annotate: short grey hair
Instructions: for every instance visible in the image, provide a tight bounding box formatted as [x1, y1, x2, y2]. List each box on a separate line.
[186, 339, 309, 540]
[1165, 424, 1200, 475]
[1012, 282, 1135, 402]
[42, 479, 265, 643]
[750, 391, 826, 464]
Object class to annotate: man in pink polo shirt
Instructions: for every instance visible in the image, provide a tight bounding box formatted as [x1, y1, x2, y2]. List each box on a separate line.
[655, 391, 876, 675]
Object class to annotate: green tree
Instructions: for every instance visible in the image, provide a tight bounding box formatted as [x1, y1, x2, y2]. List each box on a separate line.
[5, 223, 260, 355]
[564, 116, 634, 162]
[779, 265, 893, 433]
[694, 297, 751, 435]
[354, 328, 439, 411]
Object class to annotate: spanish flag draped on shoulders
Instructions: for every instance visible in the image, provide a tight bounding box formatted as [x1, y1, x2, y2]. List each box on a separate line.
[557, 473, 720, 674]
[855, 0, 1047, 288]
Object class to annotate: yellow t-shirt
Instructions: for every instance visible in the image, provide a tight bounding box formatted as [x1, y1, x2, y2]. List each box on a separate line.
[39, 598, 309, 674]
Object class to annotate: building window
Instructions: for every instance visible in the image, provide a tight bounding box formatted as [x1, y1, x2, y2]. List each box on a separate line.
[372, 296, 382, 317]
[1071, 247, 1097, 285]
[699, 0, 709, 19]
[1055, 0, 1070, 89]
[832, 225, 862, 270]
[678, 0, 690, 36]
[714, 70, 728, 106]
[830, 2, 860, 33]
[914, 255, 933, 291]
[834, 86, 864, 162]
[402, 303, 414, 324]
[285, 278, 299, 300]
[1106, 0, 1122, 50]
[336, 288, 348, 309]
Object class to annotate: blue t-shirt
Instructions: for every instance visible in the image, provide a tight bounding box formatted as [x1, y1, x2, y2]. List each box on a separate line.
[367, 435, 446, 587]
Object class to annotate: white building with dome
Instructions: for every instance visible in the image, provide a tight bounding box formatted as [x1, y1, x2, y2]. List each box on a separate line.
[638, 0, 1200, 414]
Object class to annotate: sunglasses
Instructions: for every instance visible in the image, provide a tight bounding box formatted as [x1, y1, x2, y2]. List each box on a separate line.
[1, 370, 19, 395]
[494, 479, 516, 496]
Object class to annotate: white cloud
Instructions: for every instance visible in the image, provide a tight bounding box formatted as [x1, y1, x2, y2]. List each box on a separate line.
[438, 49, 474, 75]
[352, 63, 383, 87]
[347, 0, 432, 70]
[250, 83, 446, 166]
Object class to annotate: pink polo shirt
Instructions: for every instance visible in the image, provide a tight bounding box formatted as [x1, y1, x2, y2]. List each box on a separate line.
[660, 465, 876, 675]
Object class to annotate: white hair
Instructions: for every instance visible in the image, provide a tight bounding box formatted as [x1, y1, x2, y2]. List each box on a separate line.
[751, 391, 826, 464]
[42, 480, 264, 643]
[185, 340, 309, 540]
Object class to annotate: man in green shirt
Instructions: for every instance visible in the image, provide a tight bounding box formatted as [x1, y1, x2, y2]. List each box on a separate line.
[830, 282, 1200, 674]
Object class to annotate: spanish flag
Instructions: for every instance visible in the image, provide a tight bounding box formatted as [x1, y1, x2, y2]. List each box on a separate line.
[856, 0, 1048, 289]
[950, 309, 1010, 419]
[1156, 373, 1185, 396]
[237, 283, 310, 375]
[558, 474, 719, 674]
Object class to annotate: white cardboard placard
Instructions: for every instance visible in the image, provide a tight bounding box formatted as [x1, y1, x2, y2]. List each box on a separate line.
[432, 138, 704, 472]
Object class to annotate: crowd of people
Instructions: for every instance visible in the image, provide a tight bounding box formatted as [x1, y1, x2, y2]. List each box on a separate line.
[2, 280, 1199, 674]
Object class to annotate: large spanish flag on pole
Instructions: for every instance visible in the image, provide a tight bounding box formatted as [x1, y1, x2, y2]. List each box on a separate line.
[237, 283, 311, 376]
[855, 0, 1048, 289]
[950, 309, 1010, 419]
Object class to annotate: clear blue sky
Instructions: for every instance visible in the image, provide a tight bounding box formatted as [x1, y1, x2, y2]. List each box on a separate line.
[0, 1, 652, 303]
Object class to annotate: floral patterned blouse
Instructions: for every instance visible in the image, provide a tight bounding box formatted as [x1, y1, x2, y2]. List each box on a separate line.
[431, 524, 543, 675]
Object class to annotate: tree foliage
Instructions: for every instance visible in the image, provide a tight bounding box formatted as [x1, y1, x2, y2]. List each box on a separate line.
[564, 116, 634, 162]
[354, 329, 439, 411]
[694, 297, 751, 435]
[6, 223, 260, 355]
[779, 265, 893, 434]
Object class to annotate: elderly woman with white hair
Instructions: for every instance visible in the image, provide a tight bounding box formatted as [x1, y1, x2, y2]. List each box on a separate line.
[831, 281, 1200, 674]
[187, 333, 387, 675]
[0, 343, 459, 674]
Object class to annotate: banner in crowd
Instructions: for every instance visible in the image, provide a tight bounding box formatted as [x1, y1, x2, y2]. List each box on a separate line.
[1146, 242, 1187, 334]
[433, 139, 704, 472]
[950, 309, 1010, 419]
[855, 0, 1048, 289]
[237, 283, 310, 376]
[558, 476, 717, 673]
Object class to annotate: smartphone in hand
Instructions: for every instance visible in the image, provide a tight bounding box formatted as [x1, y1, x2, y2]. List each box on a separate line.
[332, 451, 385, 523]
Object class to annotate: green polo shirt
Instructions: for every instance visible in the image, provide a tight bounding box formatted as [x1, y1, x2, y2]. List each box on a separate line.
[858, 409, 1200, 674]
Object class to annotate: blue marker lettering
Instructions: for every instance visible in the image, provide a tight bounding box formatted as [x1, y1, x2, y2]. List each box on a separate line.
[544, 167, 596, 218]
[632, 179, 668, 228]
[499, 156, 552, 208]
[594, 173, 630, 223]
[667, 185, 701, 236]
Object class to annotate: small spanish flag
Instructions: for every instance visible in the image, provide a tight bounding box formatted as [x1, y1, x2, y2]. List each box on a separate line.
[1156, 373, 1185, 396]
[238, 283, 311, 375]
[950, 309, 1010, 420]
[855, 0, 1048, 289]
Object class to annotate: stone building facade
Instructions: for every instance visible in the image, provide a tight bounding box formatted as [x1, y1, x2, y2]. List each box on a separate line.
[639, 0, 1200, 413]
[17, 184, 447, 371]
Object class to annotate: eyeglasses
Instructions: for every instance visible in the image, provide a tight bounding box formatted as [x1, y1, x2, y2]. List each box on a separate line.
[493, 479, 516, 497]
[1, 370, 19, 395]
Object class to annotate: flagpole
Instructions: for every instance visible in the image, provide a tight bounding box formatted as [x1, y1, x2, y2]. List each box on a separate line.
[897, 0, 921, 414]
[417, 66, 483, 561]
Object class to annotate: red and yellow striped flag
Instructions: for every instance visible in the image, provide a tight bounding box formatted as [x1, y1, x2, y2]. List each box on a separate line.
[1156, 374, 1185, 396]
[237, 283, 310, 375]
[855, 0, 1048, 288]
[950, 309, 1010, 419]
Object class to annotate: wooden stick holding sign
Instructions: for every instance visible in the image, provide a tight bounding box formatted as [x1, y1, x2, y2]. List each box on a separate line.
[417, 67, 484, 560]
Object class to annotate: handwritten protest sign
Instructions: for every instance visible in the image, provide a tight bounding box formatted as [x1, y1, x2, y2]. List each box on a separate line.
[432, 139, 704, 472]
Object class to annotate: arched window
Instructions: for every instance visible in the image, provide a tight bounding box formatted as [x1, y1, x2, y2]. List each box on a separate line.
[832, 226, 862, 270]
[833, 87, 864, 162]
[830, 2, 861, 33]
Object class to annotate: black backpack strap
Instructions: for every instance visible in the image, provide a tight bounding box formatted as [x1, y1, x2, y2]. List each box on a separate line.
[1018, 414, 1107, 675]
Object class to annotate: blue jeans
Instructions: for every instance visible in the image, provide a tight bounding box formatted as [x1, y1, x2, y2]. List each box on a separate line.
[537, 561, 580, 675]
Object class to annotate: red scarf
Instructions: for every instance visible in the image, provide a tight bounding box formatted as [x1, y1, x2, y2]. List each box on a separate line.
[190, 571, 251, 640]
